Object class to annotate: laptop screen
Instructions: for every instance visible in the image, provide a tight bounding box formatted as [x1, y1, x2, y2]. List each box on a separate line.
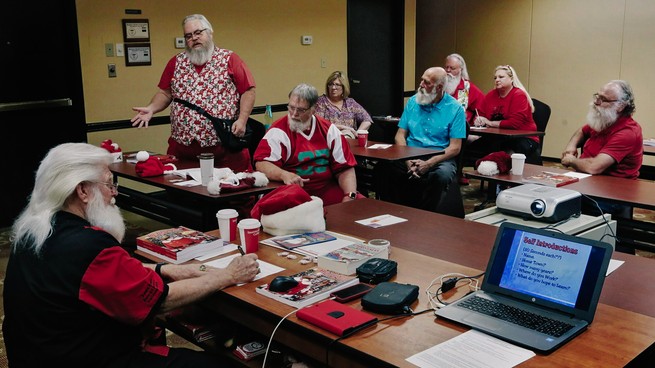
[483, 223, 612, 320]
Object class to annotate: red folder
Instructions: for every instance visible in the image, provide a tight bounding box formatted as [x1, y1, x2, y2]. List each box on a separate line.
[296, 299, 378, 336]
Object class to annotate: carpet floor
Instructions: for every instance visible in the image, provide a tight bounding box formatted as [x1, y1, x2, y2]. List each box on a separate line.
[0, 164, 653, 365]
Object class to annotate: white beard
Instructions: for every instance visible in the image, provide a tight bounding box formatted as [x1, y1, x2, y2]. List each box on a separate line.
[444, 74, 461, 96]
[86, 187, 126, 243]
[416, 87, 438, 105]
[289, 114, 312, 133]
[186, 39, 215, 65]
[586, 103, 618, 132]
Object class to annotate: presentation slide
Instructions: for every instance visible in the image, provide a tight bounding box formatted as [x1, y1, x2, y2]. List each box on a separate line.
[500, 231, 591, 307]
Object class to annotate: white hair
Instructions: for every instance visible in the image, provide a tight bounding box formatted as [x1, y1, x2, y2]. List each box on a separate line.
[446, 53, 469, 80]
[11, 143, 113, 255]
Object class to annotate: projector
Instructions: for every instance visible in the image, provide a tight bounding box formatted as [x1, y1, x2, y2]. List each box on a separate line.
[496, 184, 581, 222]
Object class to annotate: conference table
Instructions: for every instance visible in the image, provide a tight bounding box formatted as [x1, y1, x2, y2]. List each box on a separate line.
[464, 163, 655, 251]
[109, 154, 280, 231]
[138, 198, 655, 367]
[468, 126, 546, 138]
[643, 144, 655, 156]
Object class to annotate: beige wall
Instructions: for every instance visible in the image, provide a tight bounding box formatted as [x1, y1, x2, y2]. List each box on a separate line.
[422, 0, 654, 165]
[78, 1, 417, 154]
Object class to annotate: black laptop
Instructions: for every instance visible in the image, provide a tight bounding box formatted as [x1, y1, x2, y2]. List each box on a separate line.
[435, 222, 613, 353]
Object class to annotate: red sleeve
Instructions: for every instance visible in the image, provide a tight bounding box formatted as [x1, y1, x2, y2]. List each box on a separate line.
[79, 246, 166, 325]
[157, 56, 178, 91]
[228, 52, 256, 94]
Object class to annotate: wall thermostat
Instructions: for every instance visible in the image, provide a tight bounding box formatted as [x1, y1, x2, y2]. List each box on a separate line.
[301, 35, 313, 45]
[175, 37, 185, 49]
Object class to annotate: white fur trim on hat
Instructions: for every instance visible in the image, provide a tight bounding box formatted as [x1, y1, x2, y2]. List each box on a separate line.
[260, 196, 325, 236]
[477, 161, 499, 176]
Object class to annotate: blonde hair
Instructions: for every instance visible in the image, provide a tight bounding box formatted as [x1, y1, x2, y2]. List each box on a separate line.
[324, 71, 351, 98]
[495, 65, 534, 112]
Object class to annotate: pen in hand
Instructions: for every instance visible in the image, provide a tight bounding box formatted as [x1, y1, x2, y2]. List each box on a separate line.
[237, 245, 245, 256]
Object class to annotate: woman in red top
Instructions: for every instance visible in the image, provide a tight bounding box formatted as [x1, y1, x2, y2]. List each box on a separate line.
[468, 65, 539, 159]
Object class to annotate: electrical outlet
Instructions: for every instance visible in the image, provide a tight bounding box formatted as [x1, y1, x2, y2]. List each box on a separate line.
[321, 57, 327, 68]
[108, 64, 117, 78]
[175, 37, 185, 49]
[301, 35, 313, 45]
[105, 43, 114, 57]
[115, 43, 124, 57]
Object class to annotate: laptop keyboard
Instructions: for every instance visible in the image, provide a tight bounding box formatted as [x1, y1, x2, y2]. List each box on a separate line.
[459, 296, 575, 337]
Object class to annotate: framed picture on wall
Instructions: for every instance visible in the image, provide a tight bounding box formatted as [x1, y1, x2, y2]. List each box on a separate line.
[122, 19, 149, 42]
[125, 43, 151, 66]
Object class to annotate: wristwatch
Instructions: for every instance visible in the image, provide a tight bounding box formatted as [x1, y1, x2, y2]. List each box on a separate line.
[345, 191, 358, 199]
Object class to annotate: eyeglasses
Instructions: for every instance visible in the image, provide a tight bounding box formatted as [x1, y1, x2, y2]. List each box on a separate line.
[593, 93, 618, 104]
[287, 104, 310, 114]
[90, 181, 119, 193]
[184, 28, 208, 41]
[328, 83, 343, 89]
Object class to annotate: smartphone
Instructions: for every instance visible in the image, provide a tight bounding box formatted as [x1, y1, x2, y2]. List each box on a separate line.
[330, 283, 373, 303]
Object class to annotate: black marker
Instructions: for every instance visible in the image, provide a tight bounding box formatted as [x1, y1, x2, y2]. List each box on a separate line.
[237, 245, 245, 256]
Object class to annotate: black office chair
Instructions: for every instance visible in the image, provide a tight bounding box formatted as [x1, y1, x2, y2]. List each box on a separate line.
[247, 117, 267, 159]
[527, 98, 551, 165]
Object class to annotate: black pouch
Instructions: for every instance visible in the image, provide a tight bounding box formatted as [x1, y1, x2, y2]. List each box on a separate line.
[356, 258, 397, 284]
[361, 282, 419, 314]
[173, 98, 252, 151]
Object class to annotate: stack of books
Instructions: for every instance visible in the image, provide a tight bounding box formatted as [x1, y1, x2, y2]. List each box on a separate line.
[136, 226, 225, 264]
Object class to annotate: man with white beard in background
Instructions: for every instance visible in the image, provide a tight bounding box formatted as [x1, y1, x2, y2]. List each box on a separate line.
[562, 80, 642, 179]
[253, 83, 362, 205]
[561, 80, 642, 251]
[374, 67, 466, 212]
[3, 143, 260, 367]
[131, 14, 256, 173]
[444, 53, 485, 185]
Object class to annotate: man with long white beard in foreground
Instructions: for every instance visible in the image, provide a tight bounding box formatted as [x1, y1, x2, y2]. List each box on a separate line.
[131, 13, 256, 174]
[561, 80, 643, 251]
[253, 83, 362, 205]
[374, 67, 466, 213]
[3, 143, 260, 367]
[562, 80, 642, 179]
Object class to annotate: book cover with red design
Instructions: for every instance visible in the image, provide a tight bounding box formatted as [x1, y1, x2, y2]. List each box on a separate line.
[255, 268, 359, 309]
[296, 299, 378, 336]
[522, 171, 580, 187]
[136, 226, 225, 264]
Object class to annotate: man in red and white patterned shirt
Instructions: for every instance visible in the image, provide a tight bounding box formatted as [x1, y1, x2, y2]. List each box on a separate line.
[131, 14, 255, 172]
[253, 83, 363, 206]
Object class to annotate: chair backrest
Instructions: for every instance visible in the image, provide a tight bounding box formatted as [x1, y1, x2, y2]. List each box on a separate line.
[530, 98, 551, 165]
[247, 117, 267, 159]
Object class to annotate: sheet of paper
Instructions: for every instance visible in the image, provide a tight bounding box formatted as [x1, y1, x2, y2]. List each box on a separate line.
[367, 143, 392, 149]
[204, 254, 284, 284]
[172, 179, 201, 187]
[469, 126, 488, 130]
[553, 171, 591, 180]
[607, 259, 624, 276]
[194, 243, 238, 261]
[356, 214, 408, 228]
[406, 330, 535, 368]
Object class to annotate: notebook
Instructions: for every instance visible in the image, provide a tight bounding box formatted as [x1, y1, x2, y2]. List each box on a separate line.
[435, 222, 612, 353]
[296, 299, 378, 336]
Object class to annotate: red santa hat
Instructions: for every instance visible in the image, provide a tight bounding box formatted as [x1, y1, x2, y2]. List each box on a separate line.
[134, 152, 176, 177]
[250, 185, 326, 236]
[206, 170, 269, 195]
[475, 151, 512, 176]
[100, 139, 122, 153]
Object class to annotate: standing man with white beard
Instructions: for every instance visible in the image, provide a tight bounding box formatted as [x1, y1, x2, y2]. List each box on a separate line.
[131, 14, 256, 173]
[444, 53, 485, 185]
[253, 83, 361, 206]
[561, 80, 642, 179]
[374, 67, 466, 212]
[3, 143, 260, 367]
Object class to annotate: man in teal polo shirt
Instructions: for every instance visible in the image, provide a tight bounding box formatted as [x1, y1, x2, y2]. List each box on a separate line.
[375, 67, 466, 212]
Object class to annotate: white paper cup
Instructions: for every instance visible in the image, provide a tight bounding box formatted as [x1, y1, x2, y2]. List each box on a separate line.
[368, 238, 391, 256]
[511, 153, 526, 175]
[356, 130, 369, 147]
[198, 153, 214, 186]
[216, 209, 238, 242]
[238, 218, 261, 253]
